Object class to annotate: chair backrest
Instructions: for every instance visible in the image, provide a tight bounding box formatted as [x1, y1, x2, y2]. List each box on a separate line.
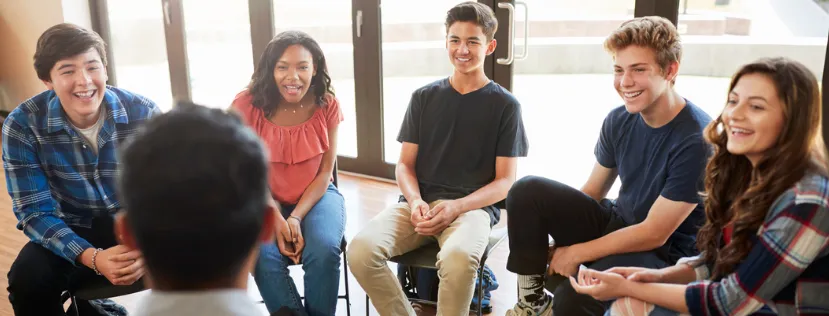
[332, 160, 339, 188]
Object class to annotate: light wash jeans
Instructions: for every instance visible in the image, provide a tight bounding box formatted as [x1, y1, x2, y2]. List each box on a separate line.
[604, 297, 686, 316]
[254, 184, 346, 316]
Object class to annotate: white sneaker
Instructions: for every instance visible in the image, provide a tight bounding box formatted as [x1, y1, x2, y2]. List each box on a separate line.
[505, 300, 553, 316]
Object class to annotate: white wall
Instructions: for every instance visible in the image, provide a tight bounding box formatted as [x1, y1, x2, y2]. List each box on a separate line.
[0, 0, 93, 111]
[0, 0, 65, 111]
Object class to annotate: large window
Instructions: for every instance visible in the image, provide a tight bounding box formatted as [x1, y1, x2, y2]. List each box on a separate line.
[106, 1, 173, 111]
[182, 0, 254, 109]
[96, 0, 828, 180]
[675, 0, 827, 118]
[380, 0, 474, 164]
[509, 0, 636, 195]
[273, 0, 359, 157]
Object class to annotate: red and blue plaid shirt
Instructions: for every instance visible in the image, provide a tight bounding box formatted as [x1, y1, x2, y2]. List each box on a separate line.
[2, 86, 159, 264]
[681, 172, 829, 315]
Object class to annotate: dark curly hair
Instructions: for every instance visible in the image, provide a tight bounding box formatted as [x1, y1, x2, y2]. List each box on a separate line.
[247, 30, 334, 116]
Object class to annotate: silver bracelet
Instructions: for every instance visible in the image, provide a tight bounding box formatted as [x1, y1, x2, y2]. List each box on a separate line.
[91, 248, 103, 275]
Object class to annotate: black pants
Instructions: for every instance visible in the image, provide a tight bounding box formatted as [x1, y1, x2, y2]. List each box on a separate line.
[506, 176, 669, 316]
[8, 216, 118, 316]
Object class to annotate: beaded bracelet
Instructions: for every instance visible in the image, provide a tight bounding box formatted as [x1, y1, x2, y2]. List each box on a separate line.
[91, 248, 104, 275]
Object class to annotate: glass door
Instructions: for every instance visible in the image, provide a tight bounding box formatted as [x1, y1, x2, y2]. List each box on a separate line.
[272, 0, 359, 158]
[181, 0, 254, 109]
[380, 0, 483, 164]
[507, 0, 636, 197]
[106, 0, 174, 111]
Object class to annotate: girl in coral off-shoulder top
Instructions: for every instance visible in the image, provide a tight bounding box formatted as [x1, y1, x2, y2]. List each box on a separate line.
[230, 30, 345, 316]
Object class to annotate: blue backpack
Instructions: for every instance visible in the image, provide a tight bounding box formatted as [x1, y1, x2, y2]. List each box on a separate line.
[397, 264, 499, 313]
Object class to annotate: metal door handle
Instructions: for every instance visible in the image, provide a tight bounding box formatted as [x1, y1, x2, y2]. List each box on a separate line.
[496, 2, 515, 65]
[163, 0, 171, 25]
[356, 10, 363, 38]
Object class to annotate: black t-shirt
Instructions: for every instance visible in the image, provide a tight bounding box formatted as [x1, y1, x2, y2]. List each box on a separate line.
[595, 101, 712, 260]
[397, 78, 529, 226]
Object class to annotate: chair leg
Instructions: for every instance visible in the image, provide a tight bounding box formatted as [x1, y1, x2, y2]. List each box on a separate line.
[365, 295, 370, 316]
[477, 264, 485, 316]
[343, 248, 352, 316]
[71, 295, 80, 316]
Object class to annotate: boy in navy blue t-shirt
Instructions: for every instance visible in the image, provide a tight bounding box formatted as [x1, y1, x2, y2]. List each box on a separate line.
[504, 16, 712, 316]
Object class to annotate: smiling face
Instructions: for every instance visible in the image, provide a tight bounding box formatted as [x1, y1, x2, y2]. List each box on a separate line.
[612, 45, 676, 115]
[43, 47, 108, 128]
[721, 73, 786, 165]
[273, 44, 316, 104]
[446, 21, 496, 75]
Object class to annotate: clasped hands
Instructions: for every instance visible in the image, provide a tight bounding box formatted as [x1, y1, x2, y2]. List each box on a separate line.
[84, 245, 144, 286]
[275, 214, 305, 264]
[409, 198, 461, 236]
[547, 246, 665, 301]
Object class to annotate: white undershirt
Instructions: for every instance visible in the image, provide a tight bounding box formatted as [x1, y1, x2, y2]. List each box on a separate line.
[71, 109, 106, 154]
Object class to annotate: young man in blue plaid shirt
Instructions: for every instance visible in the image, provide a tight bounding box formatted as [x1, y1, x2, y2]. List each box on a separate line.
[3, 23, 160, 315]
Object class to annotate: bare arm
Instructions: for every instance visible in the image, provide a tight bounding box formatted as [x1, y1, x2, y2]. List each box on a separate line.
[396, 142, 423, 203]
[580, 162, 618, 201]
[572, 268, 690, 313]
[657, 263, 697, 284]
[575, 196, 697, 262]
[455, 156, 518, 214]
[626, 282, 690, 313]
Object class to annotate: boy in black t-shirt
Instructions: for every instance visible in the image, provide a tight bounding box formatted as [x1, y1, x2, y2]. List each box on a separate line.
[347, 2, 528, 315]
[504, 17, 712, 316]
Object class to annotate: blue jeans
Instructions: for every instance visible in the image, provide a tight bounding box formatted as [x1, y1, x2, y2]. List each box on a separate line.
[255, 184, 346, 316]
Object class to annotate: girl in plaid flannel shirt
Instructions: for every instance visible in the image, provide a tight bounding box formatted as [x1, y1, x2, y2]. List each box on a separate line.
[568, 57, 829, 316]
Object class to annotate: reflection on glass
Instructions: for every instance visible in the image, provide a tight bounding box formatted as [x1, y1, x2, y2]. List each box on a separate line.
[182, 0, 253, 109]
[381, 0, 477, 164]
[106, 0, 173, 111]
[675, 0, 827, 117]
[507, 0, 635, 197]
[273, 0, 358, 158]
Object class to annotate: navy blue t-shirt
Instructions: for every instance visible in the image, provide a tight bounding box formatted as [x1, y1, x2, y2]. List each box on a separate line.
[595, 101, 712, 256]
[397, 78, 529, 226]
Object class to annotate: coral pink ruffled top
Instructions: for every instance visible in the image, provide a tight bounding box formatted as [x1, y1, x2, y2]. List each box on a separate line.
[231, 90, 343, 205]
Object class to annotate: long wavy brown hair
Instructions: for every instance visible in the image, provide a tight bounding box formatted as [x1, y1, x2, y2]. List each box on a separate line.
[696, 57, 828, 280]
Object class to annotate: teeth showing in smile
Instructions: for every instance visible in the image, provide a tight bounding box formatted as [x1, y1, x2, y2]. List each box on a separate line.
[285, 85, 301, 93]
[74, 91, 94, 98]
[624, 91, 642, 98]
[457, 58, 470, 62]
[731, 127, 753, 135]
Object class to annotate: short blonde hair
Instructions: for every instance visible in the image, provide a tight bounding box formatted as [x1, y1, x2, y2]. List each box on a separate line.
[603, 16, 682, 73]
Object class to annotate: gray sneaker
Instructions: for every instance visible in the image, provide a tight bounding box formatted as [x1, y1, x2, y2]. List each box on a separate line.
[505, 300, 553, 316]
[89, 298, 128, 316]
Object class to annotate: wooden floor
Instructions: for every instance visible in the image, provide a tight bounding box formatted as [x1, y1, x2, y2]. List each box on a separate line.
[0, 172, 517, 316]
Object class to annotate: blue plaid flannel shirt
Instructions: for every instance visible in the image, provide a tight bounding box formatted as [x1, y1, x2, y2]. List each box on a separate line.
[2, 86, 159, 264]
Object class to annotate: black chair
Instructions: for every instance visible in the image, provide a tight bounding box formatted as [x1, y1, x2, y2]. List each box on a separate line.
[365, 200, 509, 316]
[259, 161, 353, 316]
[61, 278, 145, 316]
